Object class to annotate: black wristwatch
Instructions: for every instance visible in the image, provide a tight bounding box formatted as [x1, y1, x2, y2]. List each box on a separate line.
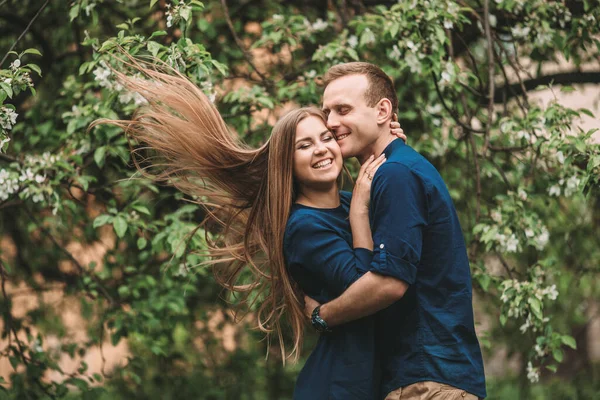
[311, 305, 332, 333]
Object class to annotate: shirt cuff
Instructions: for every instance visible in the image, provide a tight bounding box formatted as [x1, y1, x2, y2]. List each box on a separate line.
[354, 248, 373, 273]
[370, 242, 417, 285]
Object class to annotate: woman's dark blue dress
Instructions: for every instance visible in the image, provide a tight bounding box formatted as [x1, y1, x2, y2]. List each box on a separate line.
[283, 191, 380, 400]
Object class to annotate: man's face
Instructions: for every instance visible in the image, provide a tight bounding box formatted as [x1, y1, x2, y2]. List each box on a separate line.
[322, 74, 380, 161]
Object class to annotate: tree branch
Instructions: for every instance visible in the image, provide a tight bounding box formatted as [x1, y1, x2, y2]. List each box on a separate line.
[219, 0, 270, 86]
[0, 0, 50, 67]
[493, 71, 600, 103]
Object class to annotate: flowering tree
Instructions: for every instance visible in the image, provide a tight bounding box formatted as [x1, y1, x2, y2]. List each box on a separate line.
[1, 0, 599, 398]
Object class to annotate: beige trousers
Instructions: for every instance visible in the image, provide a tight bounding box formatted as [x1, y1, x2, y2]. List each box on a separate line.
[384, 381, 478, 400]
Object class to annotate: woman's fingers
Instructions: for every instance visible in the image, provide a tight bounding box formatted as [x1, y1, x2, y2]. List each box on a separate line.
[363, 154, 386, 181]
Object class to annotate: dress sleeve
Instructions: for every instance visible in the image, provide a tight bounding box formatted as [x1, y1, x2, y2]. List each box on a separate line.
[285, 215, 373, 297]
[368, 162, 429, 286]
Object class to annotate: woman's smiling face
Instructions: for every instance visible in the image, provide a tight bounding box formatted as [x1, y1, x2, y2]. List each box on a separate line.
[292, 116, 343, 190]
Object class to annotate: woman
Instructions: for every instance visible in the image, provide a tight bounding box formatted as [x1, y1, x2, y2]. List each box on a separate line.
[91, 58, 404, 399]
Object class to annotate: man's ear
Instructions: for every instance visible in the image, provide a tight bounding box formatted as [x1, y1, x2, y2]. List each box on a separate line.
[375, 98, 393, 124]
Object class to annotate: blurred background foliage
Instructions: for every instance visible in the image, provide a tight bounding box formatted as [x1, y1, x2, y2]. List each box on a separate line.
[1, 0, 600, 399]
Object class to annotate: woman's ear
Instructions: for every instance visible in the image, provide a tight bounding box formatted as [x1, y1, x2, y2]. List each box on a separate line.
[376, 98, 393, 124]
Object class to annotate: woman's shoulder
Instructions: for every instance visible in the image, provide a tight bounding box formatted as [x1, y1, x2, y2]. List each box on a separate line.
[339, 190, 352, 205]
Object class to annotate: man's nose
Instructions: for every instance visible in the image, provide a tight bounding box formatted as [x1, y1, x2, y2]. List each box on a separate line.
[327, 113, 340, 130]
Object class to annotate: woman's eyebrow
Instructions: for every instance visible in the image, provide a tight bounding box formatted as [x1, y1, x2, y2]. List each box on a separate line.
[295, 130, 330, 144]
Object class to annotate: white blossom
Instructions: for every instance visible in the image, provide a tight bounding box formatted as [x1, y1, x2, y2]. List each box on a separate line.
[505, 234, 519, 252]
[556, 151, 565, 164]
[31, 339, 43, 353]
[512, 25, 531, 39]
[527, 362, 540, 383]
[548, 184, 561, 197]
[491, 210, 502, 223]
[535, 228, 549, 250]
[520, 315, 532, 333]
[1, 107, 18, 131]
[443, 19, 453, 30]
[311, 18, 328, 32]
[10, 59, 21, 69]
[534, 344, 546, 357]
[361, 28, 376, 45]
[563, 175, 580, 197]
[390, 45, 402, 61]
[347, 35, 358, 49]
[405, 53, 421, 74]
[525, 228, 535, 238]
[272, 14, 284, 22]
[543, 284, 558, 301]
[518, 189, 528, 201]
[93, 67, 112, 88]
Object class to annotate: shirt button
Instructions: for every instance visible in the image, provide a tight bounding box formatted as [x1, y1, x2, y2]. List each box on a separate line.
[379, 244, 385, 249]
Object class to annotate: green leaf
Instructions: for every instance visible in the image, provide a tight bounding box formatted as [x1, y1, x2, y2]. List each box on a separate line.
[561, 335, 577, 349]
[499, 314, 507, 326]
[180, 7, 191, 22]
[528, 297, 543, 319]
[211, 59, 228, 76]
[69, 4, 80, 21]
[116, 23, 129, 30]
[389, 23, 399, 39]
[27, 63, 42, 76]
[131, 204, 151, 215]
[579, 108, 595, 118]
[94, 146, 107, 167]
[552, 348, 564, 363]
[546, 364, 558, 372]
[93, 214, 112, 228]
[149, 30, 167, 39]
[347, 48, 359, 61]
[22, 48, 42, 57]
[150, 0, 159, 8]
[147, 41, 161, 57]
[113, 216, 128, 238]
[0, 82, 12, 98]
[9, 356, 19, 370]
[137, 237, 148, 250]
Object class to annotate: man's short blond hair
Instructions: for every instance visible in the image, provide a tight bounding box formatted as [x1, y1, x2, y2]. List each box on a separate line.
[323, 62, 398, 112]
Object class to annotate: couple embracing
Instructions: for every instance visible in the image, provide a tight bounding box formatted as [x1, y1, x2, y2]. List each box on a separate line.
[98, 60, 486, 399]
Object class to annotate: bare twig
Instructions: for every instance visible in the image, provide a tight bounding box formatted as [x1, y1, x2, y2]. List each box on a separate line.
[432, 72, 486, 134]
[468, 133, 482, 221]
[0, 152, 19, 163]
[482, 0, 495, 156]
[219, 0, 270, 85]
[0, 0, 50, 67]
[22, 205, 115, 306]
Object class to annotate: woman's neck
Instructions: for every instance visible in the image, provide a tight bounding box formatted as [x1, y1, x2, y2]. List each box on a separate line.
[295, 184, 340, 209]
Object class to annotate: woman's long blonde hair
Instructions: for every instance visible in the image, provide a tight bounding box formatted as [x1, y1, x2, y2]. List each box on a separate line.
[90, 55, 329, 361]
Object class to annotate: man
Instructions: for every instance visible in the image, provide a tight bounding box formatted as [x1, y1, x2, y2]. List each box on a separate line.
[305, 62, 486, 399]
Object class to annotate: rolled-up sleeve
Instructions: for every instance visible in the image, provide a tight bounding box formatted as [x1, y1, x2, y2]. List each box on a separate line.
[285, 215, 372, 297]
[368, 162, 429, 286]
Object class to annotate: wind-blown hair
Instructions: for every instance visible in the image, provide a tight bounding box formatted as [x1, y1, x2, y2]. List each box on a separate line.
[89, 55, 328, 361]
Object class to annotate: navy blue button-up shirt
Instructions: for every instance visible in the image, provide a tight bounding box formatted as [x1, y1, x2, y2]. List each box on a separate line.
[284, 192, 380, 400]
[369, 139, 486, 398]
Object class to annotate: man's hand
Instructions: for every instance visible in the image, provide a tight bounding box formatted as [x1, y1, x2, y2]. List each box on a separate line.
[304, 295, 321, 320]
